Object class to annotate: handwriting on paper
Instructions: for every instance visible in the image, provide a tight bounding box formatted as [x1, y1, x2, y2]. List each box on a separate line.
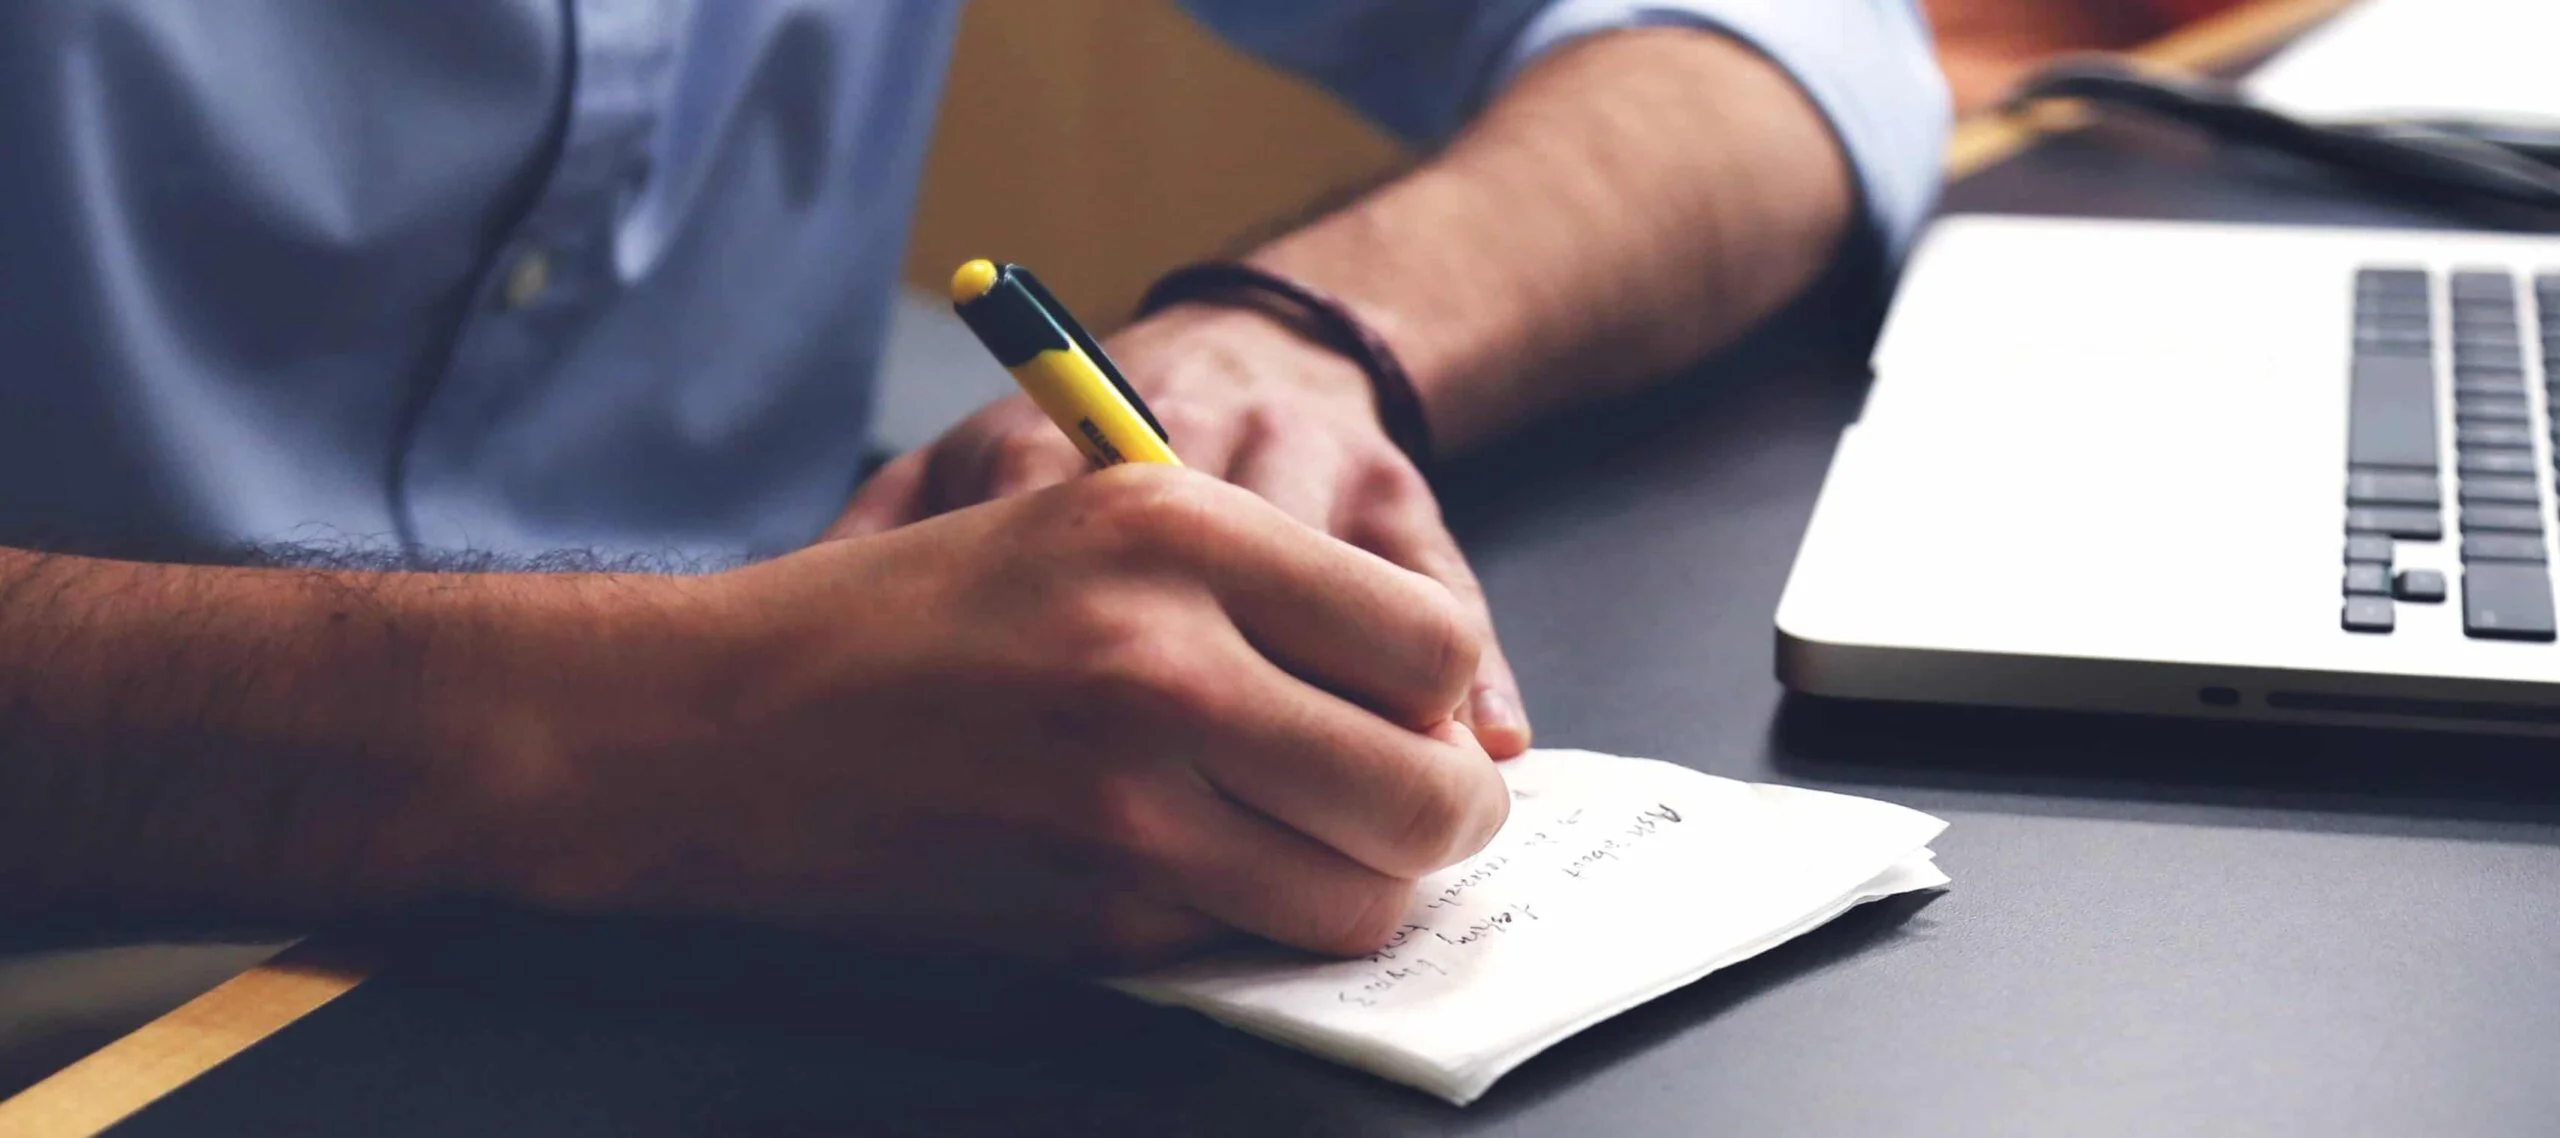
[1333, 796, 1687, 1007]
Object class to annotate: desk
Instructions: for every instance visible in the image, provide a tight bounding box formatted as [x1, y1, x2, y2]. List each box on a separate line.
[31, 16, 2560, 1138]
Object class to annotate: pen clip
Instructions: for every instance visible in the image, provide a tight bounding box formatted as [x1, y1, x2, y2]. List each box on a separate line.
[1010, 267, 1172, 447]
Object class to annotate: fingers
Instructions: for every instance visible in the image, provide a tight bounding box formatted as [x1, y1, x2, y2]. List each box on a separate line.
[1161, 480, 1476, 731]
[906, 400, 1251, 519]
[1074, 893, 1228, 971]
[1225, 424, 1348, 532]
[1154, 764, 1461, 957]
[829, 450, 931, 539]
[971, 429, 1088, 504]
[1343, 465, 1533, 758]
[1187, 646, 1509, 881]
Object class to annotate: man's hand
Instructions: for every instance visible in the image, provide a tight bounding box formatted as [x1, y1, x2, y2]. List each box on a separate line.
[531, 467, 1509, 967]
[830, 305, 1531, 758]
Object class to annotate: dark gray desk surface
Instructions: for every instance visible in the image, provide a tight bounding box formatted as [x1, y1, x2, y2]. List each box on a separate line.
[107, 125, 2560, 1137]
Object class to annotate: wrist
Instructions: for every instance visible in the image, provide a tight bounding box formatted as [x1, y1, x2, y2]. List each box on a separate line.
[1115, 302, 1385, 427]
[443, 569, 741, 914]
[1134, 262, 1436, 465]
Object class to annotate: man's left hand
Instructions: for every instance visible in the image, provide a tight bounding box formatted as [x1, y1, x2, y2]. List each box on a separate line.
[830, 304, 1530, 758]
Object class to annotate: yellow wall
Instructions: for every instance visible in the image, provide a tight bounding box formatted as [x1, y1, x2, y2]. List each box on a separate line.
[903, 0, 1408, 331]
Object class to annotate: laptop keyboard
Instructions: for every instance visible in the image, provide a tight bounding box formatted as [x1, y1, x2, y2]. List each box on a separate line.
[2343, 267, 2560, 640]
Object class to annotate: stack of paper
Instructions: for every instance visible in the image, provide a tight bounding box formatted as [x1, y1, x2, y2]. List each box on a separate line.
[1112, 749, 1947, 1105]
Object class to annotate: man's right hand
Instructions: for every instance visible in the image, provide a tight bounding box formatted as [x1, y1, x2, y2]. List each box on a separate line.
[511, 466, 1510, 968]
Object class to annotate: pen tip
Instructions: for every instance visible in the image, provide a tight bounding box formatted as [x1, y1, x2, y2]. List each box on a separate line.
[951, 259, 999, 303]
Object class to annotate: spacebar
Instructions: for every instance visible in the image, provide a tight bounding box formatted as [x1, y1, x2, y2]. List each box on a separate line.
[2465, 564, 2557, 641]
[2349, 356, 2439, 469]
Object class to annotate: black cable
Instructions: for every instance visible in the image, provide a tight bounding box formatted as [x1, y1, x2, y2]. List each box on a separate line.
[2007, 58, 2560, 222]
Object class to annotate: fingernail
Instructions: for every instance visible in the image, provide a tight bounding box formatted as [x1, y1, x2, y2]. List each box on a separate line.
[1470, 689, 1531, 754]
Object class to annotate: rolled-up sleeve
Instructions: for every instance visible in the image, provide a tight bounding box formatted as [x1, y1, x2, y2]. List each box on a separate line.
[1182, 0, 1951, 263]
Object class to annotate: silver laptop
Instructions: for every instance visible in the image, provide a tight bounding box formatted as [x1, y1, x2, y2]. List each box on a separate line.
[1776, 215, 2560, 734]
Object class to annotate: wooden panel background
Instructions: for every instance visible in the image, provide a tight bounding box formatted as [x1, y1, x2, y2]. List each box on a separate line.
[901, 0, 1408, 330]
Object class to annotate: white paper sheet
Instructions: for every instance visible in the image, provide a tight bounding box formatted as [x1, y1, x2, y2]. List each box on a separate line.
[1111, 749, 1947, 1105]
[2246, 0, 2560, 129]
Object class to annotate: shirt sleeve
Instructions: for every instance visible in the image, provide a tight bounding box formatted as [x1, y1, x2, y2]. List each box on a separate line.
[1181, 0, 1951, 264]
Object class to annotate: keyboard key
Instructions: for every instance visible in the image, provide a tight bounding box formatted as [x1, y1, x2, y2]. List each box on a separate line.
[2347, 356, 2440, 469]
[2346, 533, 2395, 564]
[2357, 306, 2430, 326]
[2451, 270, 2515, 299]
[2463, 504, 2546, 533]
[2348, 507, 2443, 540]
[2456, 395, 2531, 423]
[2464, 563, 2558, 641]
[2347, 469, 2440, 505]
[2345, 564, 2392, 594]
[2342, 595, 2397, 633]
[2456, 372, 2526, 397]
[2360, 266, 2429, 290]
[2464, 533, 2549, 563]
[2358, 324, 2434, 349]
[2343, 596, 2396, 634]
[2460, 422, 2533, 448]
[2357, 339, 2433, 359]
[2395, 568, 2448, 603]
[2458, 449, 2535, 477]
[2359, 308, 2432, 327]
[2357, 305, 2433, 330]
[2459, 477, 2540, 505]
[2458, 348, 2526, 372]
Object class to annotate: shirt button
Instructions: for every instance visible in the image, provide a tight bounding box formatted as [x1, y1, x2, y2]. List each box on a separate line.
[502, 249, 551, 309]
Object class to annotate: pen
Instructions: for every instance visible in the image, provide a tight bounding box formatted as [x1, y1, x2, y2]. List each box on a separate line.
[949, 259, 1182, 468]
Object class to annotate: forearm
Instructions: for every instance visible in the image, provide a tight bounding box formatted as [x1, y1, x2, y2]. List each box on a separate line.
[1246, 28, 1854, 453]
[0, 548, 653, 919]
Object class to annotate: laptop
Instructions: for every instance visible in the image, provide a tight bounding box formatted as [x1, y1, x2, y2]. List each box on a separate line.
[1775, 215, 2560, 733]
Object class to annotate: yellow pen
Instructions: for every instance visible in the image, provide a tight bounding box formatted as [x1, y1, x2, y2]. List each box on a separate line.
[949, 259, 1182, 468]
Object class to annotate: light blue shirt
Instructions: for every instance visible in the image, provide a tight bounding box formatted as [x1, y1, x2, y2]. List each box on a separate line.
[0, 1, 1945, 562]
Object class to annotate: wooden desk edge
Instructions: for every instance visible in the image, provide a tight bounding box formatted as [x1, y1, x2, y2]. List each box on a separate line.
[0, 1, 2355, 1133]
[0, 940, 366, 1136]
[1944, 0, 2357, 179]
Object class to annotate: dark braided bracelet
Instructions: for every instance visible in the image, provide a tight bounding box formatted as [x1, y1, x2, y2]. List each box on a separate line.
[1135, 262, 1435, 470]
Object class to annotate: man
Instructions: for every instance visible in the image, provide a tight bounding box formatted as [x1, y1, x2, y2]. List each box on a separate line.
[0, 2, 1944, 965]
